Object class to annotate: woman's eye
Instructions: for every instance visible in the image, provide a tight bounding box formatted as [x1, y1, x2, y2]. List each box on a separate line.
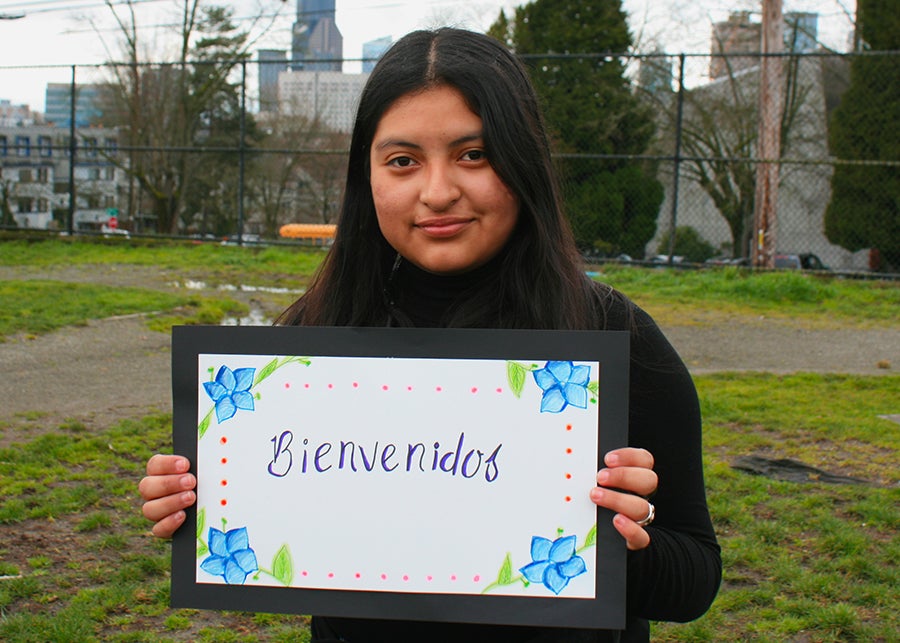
[388, 156, 416, 168]
[461, 149, 486, 162]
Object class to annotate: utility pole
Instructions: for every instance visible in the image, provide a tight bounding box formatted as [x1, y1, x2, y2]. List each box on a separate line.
[752, 0, 784, 268]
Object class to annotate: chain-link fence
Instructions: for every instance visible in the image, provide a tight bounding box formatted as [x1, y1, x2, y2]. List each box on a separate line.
[1, 50, 897, 273]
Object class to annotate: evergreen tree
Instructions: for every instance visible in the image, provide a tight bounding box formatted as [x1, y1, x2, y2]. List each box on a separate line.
[489, 0, 662, 257]
[825, 0, 900, 269]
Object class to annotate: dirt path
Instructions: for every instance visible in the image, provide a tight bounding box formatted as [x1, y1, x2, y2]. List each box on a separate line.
[1, 266, 897, 438]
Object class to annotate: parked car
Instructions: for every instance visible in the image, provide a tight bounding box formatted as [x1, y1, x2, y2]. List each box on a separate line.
[774, 253, 830, 271]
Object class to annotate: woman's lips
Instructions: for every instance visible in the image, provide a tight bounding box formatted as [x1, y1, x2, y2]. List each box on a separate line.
[415, 217, 473, 238]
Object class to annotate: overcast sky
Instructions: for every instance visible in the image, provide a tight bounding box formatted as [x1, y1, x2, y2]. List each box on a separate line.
[0, 0, 856, 112]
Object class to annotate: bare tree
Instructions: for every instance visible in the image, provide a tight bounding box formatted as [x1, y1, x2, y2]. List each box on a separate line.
[96, 1, 279, 234]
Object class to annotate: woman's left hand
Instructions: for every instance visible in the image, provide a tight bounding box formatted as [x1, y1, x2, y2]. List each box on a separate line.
[589, 447, 658, 551]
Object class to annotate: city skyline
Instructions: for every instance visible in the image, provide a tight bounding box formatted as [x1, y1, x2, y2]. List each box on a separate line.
[0, 0, 856, 111]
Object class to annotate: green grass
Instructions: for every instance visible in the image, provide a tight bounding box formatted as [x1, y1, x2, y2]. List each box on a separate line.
[0, 280, 248, 340]
[0, 237, 898, 639]
[0, 375, 897, 640]
[0, 236, 324, 288]
[595, 264, 900, 327]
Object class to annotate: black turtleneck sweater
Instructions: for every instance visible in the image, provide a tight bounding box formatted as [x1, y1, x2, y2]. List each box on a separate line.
[311, 261, 721, 643]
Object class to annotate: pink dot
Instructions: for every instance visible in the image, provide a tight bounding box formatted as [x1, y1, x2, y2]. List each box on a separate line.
[304, 383, 310, 389]
[328, 383, 334, 389]
[473, 575, 481, 582]
[381, 573, 387, 580]
[355, 572, 361, 579]
[284, 382, 291, 389]
[426, 575, 433, 581]
[436, 386, 443, 392]
[353, 382, 359, 388]
[403, 575, 409, 581]
[471, 387, 478, 394]
[382, 385, 389, 391]
[328, 572, 334, 579]
[496, 388, 503, 393]
[302, 571, 308, 577]
[407, 386, 413, 391]
[450, 575, 457, 581]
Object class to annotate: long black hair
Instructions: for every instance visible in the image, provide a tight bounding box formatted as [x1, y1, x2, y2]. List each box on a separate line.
[278, 28, 610, 329]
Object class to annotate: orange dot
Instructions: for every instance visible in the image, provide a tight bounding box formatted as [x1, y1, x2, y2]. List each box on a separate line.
[566, 473, 572, 479]
[566, 448, 573, 454]
[220, 499, 227, 506]
[565, 496, 572, 502]
[221, 458, 228, 465]
[220, 437, 228, 445]
[566, 424, 573, 431]
[220, 480, 228, 486]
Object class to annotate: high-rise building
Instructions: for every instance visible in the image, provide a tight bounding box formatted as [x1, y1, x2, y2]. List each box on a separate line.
[258, 49, 288, 112]
[709, 11, 820, 79]
[292, 0, 343, 72]
[709, 11, 761, 80]
[785, 12, 818, 53]
[278, 70, 368, 132]
[362, 36, 392, 73]
[44, 83, 111, 128]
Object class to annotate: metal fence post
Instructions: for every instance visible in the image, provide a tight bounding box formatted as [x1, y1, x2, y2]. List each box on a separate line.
[237, 59, 247, 245]
[666, 53, 687, 265]
[67, 65, 76, 236]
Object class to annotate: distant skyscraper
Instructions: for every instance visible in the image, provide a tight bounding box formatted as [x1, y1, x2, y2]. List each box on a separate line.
[44, 83, 110, 128]
[785, 12, 818, 53]
[709, 11, 761, 80]
[362, 36, 392, 73]
[292, 0, 343, 72]
[258, 49, 288, 112]
[710, 11, 821, 79]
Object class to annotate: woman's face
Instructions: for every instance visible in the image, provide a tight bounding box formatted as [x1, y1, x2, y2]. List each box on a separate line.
[369, 85, 519, 275]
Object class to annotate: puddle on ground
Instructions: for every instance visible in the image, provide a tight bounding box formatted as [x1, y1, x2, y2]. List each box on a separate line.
[175, 280, 304, 296]
[221, 304, 271, 326]
[170, 281, 304, 326]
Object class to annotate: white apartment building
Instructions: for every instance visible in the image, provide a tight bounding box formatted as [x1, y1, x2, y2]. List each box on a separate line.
[277, 70, 369, 133]
[0, 125, 124, 230]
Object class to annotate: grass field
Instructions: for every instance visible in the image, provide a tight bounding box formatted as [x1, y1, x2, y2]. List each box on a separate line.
[0, 237, 898, 641]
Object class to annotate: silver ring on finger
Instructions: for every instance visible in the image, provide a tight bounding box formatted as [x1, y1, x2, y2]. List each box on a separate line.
[635, 501, 655, 527]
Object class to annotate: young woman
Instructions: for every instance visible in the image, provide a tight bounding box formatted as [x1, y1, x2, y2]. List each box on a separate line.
[140, 28, 720, 642]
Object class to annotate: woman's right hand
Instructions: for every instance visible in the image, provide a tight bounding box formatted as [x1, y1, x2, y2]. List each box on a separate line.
[138, 454, 196, 538]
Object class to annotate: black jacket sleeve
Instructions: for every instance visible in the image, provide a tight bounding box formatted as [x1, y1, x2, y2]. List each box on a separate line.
[619, 302, 721, 622]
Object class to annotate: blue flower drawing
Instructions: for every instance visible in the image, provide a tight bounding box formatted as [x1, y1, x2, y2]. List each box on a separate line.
[200, 526, 259, 585]
[532, 361, 591, 413]
[204, 365, 256, 422]
[519, 534, 587, 595]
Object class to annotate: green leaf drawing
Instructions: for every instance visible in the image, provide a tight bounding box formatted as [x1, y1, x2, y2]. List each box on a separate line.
[198, 409, 213, 439]
[196, 508, 206, 540]
[196, 508, 208, 558]
[254, 358, 281, 386]
[588, 381, 600, 404]
[496, 552, 513, 585]
[507, 361, 527, 398]
[583, 524, 597, 549]
[271, 544, 294, 586]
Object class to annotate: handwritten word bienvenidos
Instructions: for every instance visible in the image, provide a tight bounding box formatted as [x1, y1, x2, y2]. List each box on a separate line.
[267, 431, 502, 483]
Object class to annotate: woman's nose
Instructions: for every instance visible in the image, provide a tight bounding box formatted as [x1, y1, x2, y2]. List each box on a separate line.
[420, 164, 461, 211]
